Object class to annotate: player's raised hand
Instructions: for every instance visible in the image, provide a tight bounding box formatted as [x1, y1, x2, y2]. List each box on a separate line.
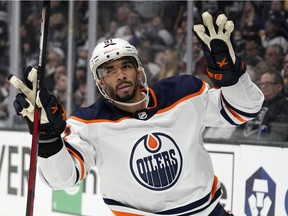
[8, 66, 47, 123]
[193, 11, 246, 87]
[8, 66, 66, 140]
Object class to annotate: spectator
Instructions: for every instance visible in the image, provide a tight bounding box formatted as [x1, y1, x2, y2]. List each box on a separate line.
[121, 26, 140, 47]
[233, 30, 245, 56]
[243, 71, 288, 140]
[21, 37, 38, 69]
[175, 16, 187, 56]
[162, 1, 187, 32]
[45, 47, 65, 92]
[73, 65, 87, 92]
[270, 0, 285, 13]
[73, 66, 87, 110]
[50, 1, 68, 18]
[153, 49, 165, 75]
[238, 1, 264, 35]
[174, 14, 189, 75]
[133, 1, 164, 22]
[115, 2, 131, 26]
[23, 12, 40, 40]
[0, 67, 8, 126]
[250, 61, 273, 84]
[268, 0, 288, 38]
[238, 34, 265, 82]
[261, 13, 288, 53]
[97, 24, 106, 42]
[242, 34, 264, 67]
[264, 44, 284, 71]
[145, 15, 174, 47]
[0, 11, 9, 67]
[281, 52, 288, 94]
[137, 46, 161, 85]
[76, 46, 88, 68]
[75, 1, 88, 20]
[191, 35, 208, 77]
[199, 0, 218, 14]
[126, 10, 145, 38]
[49, 12, 68, 53]
[53, 73, 67, 109]
[114, 3, 132, 38]
[158, 47, 179, 80]
[75, 16, 88, 47]
[54, 64, 66, 81]
[103, 20, 119, 41]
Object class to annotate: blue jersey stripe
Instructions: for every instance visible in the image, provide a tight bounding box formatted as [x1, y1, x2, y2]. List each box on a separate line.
[103, 188, 222, 215]
[221, 93, 259, 118]
[220, 100, 238, 126]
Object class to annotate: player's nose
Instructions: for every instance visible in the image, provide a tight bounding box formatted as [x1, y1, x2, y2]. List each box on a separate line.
[116, 69, 127, 80]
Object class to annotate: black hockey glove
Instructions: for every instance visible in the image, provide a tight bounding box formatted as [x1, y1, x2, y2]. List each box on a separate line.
[193, 12, 246, 87]
[7, 66, 66, 141]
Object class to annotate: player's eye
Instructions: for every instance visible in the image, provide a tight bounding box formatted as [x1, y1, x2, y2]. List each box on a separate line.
[106, 67, 116, 74]
[96, 68, 116, 78]
[122, 63, 133, 70]
[97, 63, 134, 79]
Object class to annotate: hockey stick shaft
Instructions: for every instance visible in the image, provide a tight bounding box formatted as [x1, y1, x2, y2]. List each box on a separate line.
[26, 1, 50, 216]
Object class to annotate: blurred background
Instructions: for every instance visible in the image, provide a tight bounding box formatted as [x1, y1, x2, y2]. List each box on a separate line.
[0, 1, 288, 215]
[0, 0, 287, 146]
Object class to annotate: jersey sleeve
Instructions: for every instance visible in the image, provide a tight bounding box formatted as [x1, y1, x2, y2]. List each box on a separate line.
[204, 72, 264, 127]
[38, 117, 97, 189]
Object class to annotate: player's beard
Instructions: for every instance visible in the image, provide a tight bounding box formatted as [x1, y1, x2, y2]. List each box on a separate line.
[106, 79, 139, 103]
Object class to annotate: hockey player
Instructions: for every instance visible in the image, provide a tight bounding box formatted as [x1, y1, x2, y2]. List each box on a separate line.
[9, 12, 264, 215]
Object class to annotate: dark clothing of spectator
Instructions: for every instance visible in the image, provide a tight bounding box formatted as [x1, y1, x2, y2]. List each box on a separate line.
[240, 93, 288, 141]
[261, 93, 288, 124]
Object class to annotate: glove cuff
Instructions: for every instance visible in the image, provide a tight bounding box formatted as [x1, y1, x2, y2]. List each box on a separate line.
[38, 136, 63, 158]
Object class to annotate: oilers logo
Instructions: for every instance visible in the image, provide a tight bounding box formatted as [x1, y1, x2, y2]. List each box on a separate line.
[130, 132, 183, 191]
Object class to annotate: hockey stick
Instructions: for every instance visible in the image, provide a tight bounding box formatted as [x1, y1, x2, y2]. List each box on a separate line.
[26, 1, 50, 216]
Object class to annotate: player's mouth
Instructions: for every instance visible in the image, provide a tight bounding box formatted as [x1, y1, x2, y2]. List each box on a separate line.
[117, 82, 132, 93]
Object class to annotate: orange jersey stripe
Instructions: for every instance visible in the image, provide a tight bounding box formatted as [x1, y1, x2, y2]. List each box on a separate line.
[70, 115, 131, 124]
[211, 176, 219, 199]
[70, 84, 204, 124]
[70, 88, 157, 124]
[66, 147, 85, 180]
[147, 88, 158, 109]
[111, 210, 143, 216]
[157, 81, 206, 114]
[225, 105, 247, 123]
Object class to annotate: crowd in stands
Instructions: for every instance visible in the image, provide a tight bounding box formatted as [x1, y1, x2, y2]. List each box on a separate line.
[0, 1, 287, 140]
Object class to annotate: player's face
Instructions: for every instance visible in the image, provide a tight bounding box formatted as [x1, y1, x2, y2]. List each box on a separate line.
[98, 58, 140, 102]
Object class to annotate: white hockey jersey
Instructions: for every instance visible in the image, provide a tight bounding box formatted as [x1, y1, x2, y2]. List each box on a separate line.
[39, 73, 264, 216]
